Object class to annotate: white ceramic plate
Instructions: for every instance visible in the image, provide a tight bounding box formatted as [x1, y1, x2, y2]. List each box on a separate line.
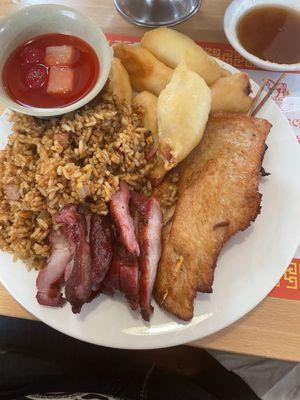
[1, 60, 300, 349]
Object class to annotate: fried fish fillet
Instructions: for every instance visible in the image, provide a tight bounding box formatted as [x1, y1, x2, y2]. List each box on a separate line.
[109, 57, 132, 104]
[141, 27, 229, 86]
[154, 113, 272, 321]
[210, 73, 254, 114]
[134, 91, 158, 137]
[113, 43, 173, 96]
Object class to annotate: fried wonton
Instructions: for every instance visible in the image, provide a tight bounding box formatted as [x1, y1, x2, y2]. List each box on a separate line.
[157, 62, 211, 170]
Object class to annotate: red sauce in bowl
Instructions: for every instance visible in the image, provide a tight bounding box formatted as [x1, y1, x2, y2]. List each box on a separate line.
[2, 33, 100, 108]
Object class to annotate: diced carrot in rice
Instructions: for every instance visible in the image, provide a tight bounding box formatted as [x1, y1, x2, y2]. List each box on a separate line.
[47, 67, 74, 95]
[44, 45, 75, 67]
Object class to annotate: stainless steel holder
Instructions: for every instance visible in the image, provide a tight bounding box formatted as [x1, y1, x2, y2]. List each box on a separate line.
[113, 0, 202, 27]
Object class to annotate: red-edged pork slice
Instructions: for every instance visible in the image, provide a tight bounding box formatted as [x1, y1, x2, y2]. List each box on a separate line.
[131, 193, 163, 321]
[55, 204, 92, 314]
[89, 214, 114, 294]
[101, 241, 121, 296]
[110, 181, 140, 257]
[36, 230, 72, 307]
[101, 241, 139, 310]
[54, 131, 70, 150]
[64, 258, 74, 282]
[4, 184, 20, 201]
[119, 246, 139, 311]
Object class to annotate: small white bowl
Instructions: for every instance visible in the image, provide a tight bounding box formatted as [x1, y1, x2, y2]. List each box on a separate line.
[224, 0, 300, 72]
[0, 4, 113, 117]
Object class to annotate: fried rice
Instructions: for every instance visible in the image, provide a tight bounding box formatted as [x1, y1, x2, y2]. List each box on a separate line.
[0, 94, 154, 270]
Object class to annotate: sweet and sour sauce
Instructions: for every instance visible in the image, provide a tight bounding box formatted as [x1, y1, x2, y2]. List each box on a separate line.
[2, 33, 100, 108]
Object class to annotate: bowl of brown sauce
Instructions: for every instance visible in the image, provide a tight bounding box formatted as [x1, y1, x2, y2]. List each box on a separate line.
[224, 0, 300, 71]
[0, 4, 112, 117]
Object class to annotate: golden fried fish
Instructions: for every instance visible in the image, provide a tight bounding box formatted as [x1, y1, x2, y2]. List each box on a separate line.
[154, 113, 271, 321]
[211, 73, 254, 114]
[134, 91, 158, 137]
[108, 57, 132, 104]
[141, 27, 229, 86]
[113, 43, 173, 96]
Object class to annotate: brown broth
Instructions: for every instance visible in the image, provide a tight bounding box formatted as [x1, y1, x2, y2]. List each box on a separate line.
[237, 6, 300, 64]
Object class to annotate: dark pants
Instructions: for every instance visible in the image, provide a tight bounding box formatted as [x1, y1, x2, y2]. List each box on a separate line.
[0, 316, 260, 400]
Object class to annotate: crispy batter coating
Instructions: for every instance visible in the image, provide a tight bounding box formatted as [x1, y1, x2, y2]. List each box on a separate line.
[211, 73, 254, 114]
[157, 62, 211, 170]
[134, 91, 158, 137]
[133, 91, 167, 187]
[141, 27, 229, 86]
[154, 113, 271, 321]
[113, 43, 173, 96]
[108, 57, 132, 104]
